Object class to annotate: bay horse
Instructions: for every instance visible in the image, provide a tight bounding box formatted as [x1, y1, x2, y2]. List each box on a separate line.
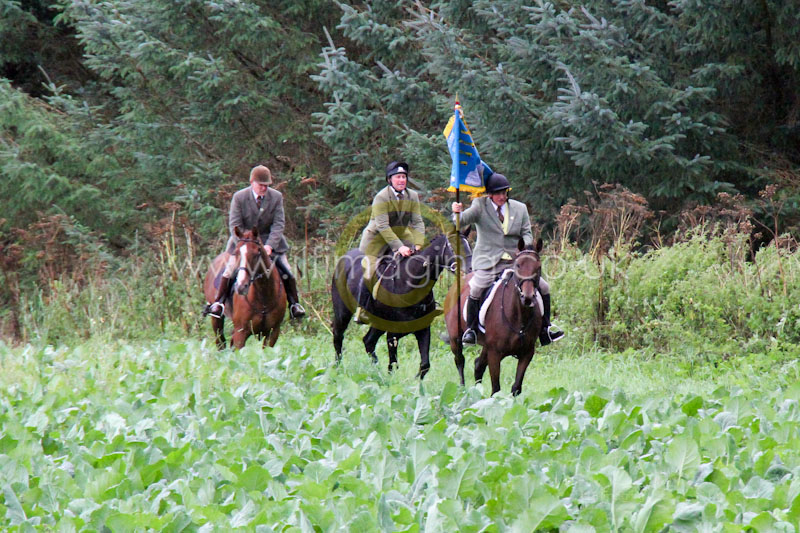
[202, 227, 286, 349]
[331, 233, 467, 378]
[444, 238, 543, 395]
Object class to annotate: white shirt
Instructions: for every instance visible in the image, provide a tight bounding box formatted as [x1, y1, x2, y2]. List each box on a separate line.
[490, 199, 508, 220]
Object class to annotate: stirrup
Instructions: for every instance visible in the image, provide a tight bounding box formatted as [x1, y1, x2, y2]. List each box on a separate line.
[547, 326, 565, 343]
[540, 325, 564, 346]
[207, 302, 224, 319]
[353, 306, 369, 325]
[290, 303, 306, 319]
[462, 328, 477, 345]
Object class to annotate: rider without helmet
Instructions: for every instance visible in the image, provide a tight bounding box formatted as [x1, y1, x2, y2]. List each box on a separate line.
[452, 172, 564, 345]
[205, 164, 306, 320]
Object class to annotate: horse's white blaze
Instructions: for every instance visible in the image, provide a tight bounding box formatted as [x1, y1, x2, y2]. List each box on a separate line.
[236, 248, 248, 286]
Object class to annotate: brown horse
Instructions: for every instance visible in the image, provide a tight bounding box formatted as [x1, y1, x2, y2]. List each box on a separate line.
[203, 227, 286, 349]
[444, 238, 543, 395]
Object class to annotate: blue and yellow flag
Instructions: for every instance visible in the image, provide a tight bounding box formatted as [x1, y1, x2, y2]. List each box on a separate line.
[443, 102, 492, 193]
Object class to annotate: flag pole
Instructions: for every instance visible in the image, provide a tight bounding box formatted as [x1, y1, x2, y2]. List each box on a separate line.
[454, 99, 463, 353]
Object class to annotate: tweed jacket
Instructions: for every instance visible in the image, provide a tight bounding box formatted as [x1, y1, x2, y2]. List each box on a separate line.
[458, 196, 532, 271]
[359, 185, 425, 256]
[225, 186, 289, 254]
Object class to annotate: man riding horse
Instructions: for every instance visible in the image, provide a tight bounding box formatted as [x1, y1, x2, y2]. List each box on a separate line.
[353, 160, 425, 324]
[452, 172, 564, 345]
[205, 165, 305, 320]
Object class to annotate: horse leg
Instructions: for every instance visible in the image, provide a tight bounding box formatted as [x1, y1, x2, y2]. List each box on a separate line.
[487, 350, 502, 396]
[231, 326, 249, 350]
[362, 327, 383, 364]
[511, 353, 533, 396]
[333, 324, 346, 364]
[267, 325, 280, 347]
[386, 333, 399, 373]
[474, 346, 489, 383]
[212, 316, 225, 350]
[451, 338, 465, 386]
[414, 328, 431, 380]
[332, 287, 351, 365]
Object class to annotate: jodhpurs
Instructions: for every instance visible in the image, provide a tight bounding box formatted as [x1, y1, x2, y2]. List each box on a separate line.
[468, 260, 550, 299]
[222, 251, 293, 279]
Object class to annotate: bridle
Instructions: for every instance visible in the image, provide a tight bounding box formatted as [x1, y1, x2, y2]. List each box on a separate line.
[233, 238, 275, 317]
[511, 250, 541, 299]
[500, 249, 541, 337]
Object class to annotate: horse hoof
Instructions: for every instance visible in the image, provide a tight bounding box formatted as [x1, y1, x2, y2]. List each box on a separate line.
[417, 364, 430, 379]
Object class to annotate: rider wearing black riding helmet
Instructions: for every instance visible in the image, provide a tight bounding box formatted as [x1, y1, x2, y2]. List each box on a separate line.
[354, 160, 425, 324]
[452, 172, 564, 345]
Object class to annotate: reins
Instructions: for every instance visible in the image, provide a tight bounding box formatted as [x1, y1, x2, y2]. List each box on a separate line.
[234, 238, 278, 317]
[498, 250, 541, 338]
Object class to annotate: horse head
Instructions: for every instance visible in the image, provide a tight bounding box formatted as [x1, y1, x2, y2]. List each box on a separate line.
[233, 226, 272, 295]
[424, 231, 472, 276]
[512, 237, 543, 308]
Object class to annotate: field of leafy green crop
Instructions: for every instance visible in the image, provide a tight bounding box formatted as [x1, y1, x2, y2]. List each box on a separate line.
[3, 331, 800, 532]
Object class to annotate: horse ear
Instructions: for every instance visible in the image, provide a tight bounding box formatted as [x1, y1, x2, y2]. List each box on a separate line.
[461, 225, 472, 238]
[234, 226, 243, 238]
[517, 238, 526, 252]
[251, 226, 259, 239]
[535, 238, 543, 253]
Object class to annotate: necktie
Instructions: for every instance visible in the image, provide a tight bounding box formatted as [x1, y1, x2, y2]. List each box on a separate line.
[256, 196, 263, 209]
[396, 191, 403, 201]
[497, 205, 504, 224]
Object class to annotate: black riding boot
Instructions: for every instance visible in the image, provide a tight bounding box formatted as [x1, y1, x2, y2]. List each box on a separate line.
[205, 276, 231, 319]
[539, 293, 564, 346]
[462, 296, 481, 345]
[353, 277, 371, 324]
[283, 275, 305, 319]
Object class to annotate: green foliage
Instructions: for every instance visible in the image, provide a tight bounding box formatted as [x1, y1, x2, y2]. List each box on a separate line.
[0, 1, 37, 66]
[0, 80, 133, 240]
[604, 233, 800, 355]
[314, 0, 799, 218]
[312, 0, 449, 206]
[2, 335, 800, 530]
[51, 0, 342, 238]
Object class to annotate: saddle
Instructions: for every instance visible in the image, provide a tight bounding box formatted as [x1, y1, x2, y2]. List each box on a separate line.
[462, 270, 543, 333]
[361, 254, 402, 299]
[212, 268, 236, 306]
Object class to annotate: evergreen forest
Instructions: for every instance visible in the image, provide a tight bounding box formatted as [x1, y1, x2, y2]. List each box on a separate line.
[1, 0, 800, 335]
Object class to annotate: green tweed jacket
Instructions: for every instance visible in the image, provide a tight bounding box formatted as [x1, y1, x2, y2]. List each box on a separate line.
[359, 185, 425, 256]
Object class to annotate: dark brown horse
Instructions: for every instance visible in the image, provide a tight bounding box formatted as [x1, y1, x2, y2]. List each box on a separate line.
[203, 227, 286, 349]
[445, 238, 543, 395]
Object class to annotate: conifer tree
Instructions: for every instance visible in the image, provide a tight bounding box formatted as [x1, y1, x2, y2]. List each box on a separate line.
[314, 0, 800, 219]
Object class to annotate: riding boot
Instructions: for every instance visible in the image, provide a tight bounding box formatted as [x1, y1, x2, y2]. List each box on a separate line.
[461, 296, 481, 345]
[205, 276, 231, 319]
[353, 277, 371, 325]
[539, 293, 565, 346]
[283, 275, 305, 319]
